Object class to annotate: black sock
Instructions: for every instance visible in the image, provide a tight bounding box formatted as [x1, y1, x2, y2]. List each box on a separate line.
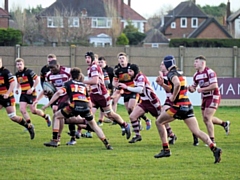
[53, 132, 58, 140]
[68, 124, 76, 136]
[19, 118, 28, 128]
[102, 138, 109, 146]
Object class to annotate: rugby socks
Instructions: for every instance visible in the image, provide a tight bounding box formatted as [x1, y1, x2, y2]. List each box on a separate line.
[166, 127, 173, 137]
[131, 120, 140, 136]
[19, 117, 29, 128]
[163, 143, 170, 150]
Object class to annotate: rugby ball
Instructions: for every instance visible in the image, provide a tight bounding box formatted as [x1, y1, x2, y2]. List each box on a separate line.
[42, 82, 56, 95]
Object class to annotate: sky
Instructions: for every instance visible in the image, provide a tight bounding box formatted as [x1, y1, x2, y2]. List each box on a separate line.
[1, 0, 240, 18]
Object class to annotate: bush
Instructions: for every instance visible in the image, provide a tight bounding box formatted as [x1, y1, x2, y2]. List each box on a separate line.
[169, 38, 240, 47]
[0, 28, 22, 46]
[116, 33, 129, 46]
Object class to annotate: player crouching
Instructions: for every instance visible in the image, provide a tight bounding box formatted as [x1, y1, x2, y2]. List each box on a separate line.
[42, 67, 113, 150]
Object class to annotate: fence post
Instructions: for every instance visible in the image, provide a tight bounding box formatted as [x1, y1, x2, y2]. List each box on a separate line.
[233, 46, 238, 78]
[125, 45, 130, 63]
[70, 44, 76, 67]
[179, 46, 185, 71]
[15, 44, 21, 72]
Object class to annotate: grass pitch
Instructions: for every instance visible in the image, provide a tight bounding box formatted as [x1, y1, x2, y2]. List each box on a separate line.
[0, 105, 239, 180]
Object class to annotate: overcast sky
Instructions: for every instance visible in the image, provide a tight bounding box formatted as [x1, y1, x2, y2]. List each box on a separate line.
[1, 0, 240, 18]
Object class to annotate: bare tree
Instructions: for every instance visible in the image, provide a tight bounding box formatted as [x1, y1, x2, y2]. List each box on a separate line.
[104, 0, 122, 46]
[37, 7, 92, 46]
[10, 4, 43, 45]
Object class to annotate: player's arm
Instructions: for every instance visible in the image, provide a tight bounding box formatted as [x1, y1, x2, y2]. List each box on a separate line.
[32, 76, 39, 90]
[15, 83, 20, 95]
[42, 88, 64, 110]
[83, 76, 98, 85]
[3, 78, 16, 99]
[7, 80, 16, 95]
[118, 83, 143, 94]
[156, 76, 171, 93]
[170, 76, 181, 102]
[197, 82, 218, 93]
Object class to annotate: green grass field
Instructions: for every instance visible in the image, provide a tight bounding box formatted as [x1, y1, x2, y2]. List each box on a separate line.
[0, 105, 239, 180]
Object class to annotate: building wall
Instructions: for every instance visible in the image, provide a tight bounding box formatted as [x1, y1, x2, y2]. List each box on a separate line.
[0, 17, 8, 28]
[164, 18, 206, 38]
[196, 23, 230, 39]
[0, 46, 239, 78]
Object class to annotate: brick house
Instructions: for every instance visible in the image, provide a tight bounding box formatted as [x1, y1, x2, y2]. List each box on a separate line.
[36, 0, 146, 46]
[227, 8, 240, 38]
[156, 0, 232, 39]
[0, 0, 10, 28]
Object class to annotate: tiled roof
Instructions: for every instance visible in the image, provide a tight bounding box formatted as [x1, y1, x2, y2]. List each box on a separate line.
[227, 8, 240, 22]
[167, 1, 208, 18]
[38, 0, 146, 21]
[188, 17, 232, 38]
[38, 0, 106, 17]
[159, 1, 208, 32]
[122, 3, 146, 21]
[143, 29, 169, 43]
[0, 8, 9, 16]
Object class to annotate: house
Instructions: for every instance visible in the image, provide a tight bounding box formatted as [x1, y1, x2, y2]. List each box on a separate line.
[142, 29, 169, 48]
[0, 0, 10, 28]
[227, 8, 240, 38]
[156, 0, 232, 39]
[36, 0, 147, 47]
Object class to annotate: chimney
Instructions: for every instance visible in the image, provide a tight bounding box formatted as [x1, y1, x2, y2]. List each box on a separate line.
[128, 0, 131, 7]
[5, 0, 8, 12]
[193, 0, 196, 4]
[121, 0, 124, 18]
[226, 0, 231, 19]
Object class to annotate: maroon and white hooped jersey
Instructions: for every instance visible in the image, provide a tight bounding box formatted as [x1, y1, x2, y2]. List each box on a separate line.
[192, 67, 220, 98]
[134, 73, 160, 103]
[87, 62, 108, 95]
[45, 66, 71, 94]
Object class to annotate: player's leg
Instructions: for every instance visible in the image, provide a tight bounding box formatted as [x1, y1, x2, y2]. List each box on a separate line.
[128, 105, 145, 143]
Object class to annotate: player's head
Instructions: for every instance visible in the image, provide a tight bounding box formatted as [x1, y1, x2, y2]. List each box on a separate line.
[163, 55, 176, 71]
[15, 58, 25, 71]
[117, 52, 128, 67]
[47, 54, 57, 63]
[71, 67, 83, 81]
[194, 55, 206, 70]
[98, 56, 106, 68]
[85, 51, 95, 65]
[48, 60, 60, 74]
[128, 64, 139, 78]
[160, 61, 168, 73]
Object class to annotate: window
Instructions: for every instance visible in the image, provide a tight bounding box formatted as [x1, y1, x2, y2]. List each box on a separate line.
[191, 18, 198, 28]
[47, 17, 63, 28]
[68, 17, 79, 27]
[180, 18, 187, 28]
[152, 43, 159, 48]
[171, 22, 176, 28]
[92, 18, 112, 28]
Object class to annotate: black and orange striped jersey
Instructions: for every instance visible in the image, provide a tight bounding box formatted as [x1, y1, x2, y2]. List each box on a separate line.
[0, 67, 15, 96]
[167, 68, 191, 106]
[40, 64, 50, 85]
[15, 67, 38, 96]
[62, 79, 89, 103]
[114, 63, 135, 94]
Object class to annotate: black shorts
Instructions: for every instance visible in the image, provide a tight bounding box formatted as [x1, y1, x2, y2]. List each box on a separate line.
[61, 101, 93, 121]
[19, 94, 36, 104]
[122, 92, 139, 103]
[166, 104, 195, 120]
[0, 95, 15, 107]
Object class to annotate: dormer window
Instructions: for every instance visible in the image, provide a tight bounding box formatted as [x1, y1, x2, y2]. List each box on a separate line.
[181, 18, 187, 28]
[191, 18, 198, 28]
[171, 22, 176, 28]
